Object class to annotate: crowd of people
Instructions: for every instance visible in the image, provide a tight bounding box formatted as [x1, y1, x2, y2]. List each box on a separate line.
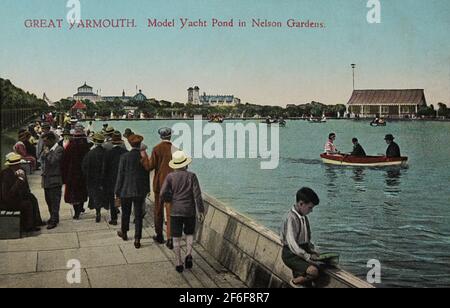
[0, 117, 205, 273]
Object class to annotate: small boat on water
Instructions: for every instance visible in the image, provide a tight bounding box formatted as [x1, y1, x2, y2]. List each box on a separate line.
[320, 153, 408, 167]
[370, 118, 387, 127]
[262, 118, 286, 127]
[308, 116, 327, 123]
[370, 121, 386, 127]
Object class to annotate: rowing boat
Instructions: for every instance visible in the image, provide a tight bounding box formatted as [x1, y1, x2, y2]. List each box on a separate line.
[320, 153, 408, 167]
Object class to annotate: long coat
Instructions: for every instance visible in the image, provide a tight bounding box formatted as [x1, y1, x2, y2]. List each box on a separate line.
[115, 149, 150, 199]
[104, 145, 128, 199]
[62, 138, 91, 204]
[82, 145, 107, 209]
[41, 144, 64, 189]
[141, 141, 174, 193]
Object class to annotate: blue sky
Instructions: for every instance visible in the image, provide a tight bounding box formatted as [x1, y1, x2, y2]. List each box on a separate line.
[0, 0, 449, 106]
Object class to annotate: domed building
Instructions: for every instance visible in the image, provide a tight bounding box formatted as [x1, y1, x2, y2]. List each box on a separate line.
[133, 89, 147, 102]
[73, 82, 102, 103]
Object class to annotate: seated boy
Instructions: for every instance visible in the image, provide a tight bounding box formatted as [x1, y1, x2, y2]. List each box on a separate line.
[281, 187, 321, 287]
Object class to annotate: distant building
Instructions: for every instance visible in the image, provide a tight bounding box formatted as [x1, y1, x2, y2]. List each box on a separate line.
[73, 82, 102, 103]
[187, 86, 240, 106]
[103, 90, 133, 103]
[347, 89, 427, 118]
[73, 83, 148, 103]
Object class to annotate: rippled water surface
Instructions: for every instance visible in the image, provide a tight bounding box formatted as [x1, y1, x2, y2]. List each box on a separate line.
[104, 119, 450, 287]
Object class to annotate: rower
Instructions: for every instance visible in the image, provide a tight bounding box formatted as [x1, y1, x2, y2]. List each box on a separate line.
[324, 133, 340, 155]
[351, 138, 366, 157]
[385, 134, 401, 157]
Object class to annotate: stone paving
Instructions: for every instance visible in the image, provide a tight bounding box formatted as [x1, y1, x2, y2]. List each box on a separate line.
[0, 172, 247, 288]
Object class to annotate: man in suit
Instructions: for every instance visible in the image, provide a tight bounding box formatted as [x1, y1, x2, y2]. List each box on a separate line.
[104, 131, 128, 225]
[82, 133, 107, 223]
[141, 127, 176, 248]
[351, 138, 367, 157]
[41, 132, 64, 230]
[385, 134, 401, 158]
[115, 134, 150, 249]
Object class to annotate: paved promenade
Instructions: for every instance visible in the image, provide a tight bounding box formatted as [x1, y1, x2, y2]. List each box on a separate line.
[0, 172, 246, 288]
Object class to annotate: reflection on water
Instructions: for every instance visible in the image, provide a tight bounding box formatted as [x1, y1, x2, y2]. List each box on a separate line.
[384, 168, 404, 197]
[351, 168, 367, 192]
[324, 166, 339, 198]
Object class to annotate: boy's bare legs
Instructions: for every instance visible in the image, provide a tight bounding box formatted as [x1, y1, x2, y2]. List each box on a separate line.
[173, 237, 183, 271]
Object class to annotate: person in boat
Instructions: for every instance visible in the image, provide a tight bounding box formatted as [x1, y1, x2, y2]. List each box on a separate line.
[351, 138, 367, 157]
[324, 133, 340, 155]
[385, 134, 401, 158]
[281, 187, 321, 287]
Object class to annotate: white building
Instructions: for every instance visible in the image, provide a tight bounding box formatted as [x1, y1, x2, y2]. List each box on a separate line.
[187, 86, 240, 106]
[73, 82, 102, 103]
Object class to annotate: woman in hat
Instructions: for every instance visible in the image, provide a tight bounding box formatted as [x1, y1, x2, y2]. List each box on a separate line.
[58, 128, 72, 149]
[62, 128, 92, 220]
[82, 133, 107, 223]
[14, 130, 37, 171]
[0, 153, 43, 232]
[160, 151, 205, 272]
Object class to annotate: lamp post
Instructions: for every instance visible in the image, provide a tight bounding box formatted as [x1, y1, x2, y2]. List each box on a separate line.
[351, 64, 356, 90]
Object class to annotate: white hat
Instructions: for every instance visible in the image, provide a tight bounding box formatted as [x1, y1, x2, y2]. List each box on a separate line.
[169, 151, 192, 170]
[5, 153, 24, 166]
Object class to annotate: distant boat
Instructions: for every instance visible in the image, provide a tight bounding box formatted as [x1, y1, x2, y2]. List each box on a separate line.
[370, 121, 387, 127]
[262, 118, 286, 126]
[308, 117, 327, 123]
[320, 153, 408, 167]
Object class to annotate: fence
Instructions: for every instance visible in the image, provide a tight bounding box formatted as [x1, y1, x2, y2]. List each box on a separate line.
[1, 108, 41, 132]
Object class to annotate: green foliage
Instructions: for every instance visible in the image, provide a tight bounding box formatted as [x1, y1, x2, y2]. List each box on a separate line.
[0, 78, 48, 110]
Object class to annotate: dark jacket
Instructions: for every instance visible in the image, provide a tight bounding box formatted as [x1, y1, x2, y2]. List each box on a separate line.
[104, 145, 128, 197]
[0, 167, 30, 207]
[41, 144, 64, 189]
[82, 146, 106, 206]
[160, 170, 205, 217]
[61, 138, 91, 204]
[115, 149, 150, 198]
[386, 141, 401, 158]
[351, 143, 367, 156]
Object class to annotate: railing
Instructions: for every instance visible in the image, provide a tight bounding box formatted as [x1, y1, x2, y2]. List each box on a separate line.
[1, 108, 41, 131]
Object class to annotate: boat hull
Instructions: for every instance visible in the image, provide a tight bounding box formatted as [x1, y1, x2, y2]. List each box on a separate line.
[320, 154, 408, 167]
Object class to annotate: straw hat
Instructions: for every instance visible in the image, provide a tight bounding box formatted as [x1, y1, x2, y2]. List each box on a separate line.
[104, 126, 115, 136]
[169, 151, 192, 169]
[111, 131, 124, 145]
[92, 133, 105, 144]
[5, 153, 24, 166]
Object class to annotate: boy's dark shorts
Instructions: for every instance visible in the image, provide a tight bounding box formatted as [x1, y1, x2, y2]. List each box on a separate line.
[171, 216, 196, 238]
[282, 246, 310, 277]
